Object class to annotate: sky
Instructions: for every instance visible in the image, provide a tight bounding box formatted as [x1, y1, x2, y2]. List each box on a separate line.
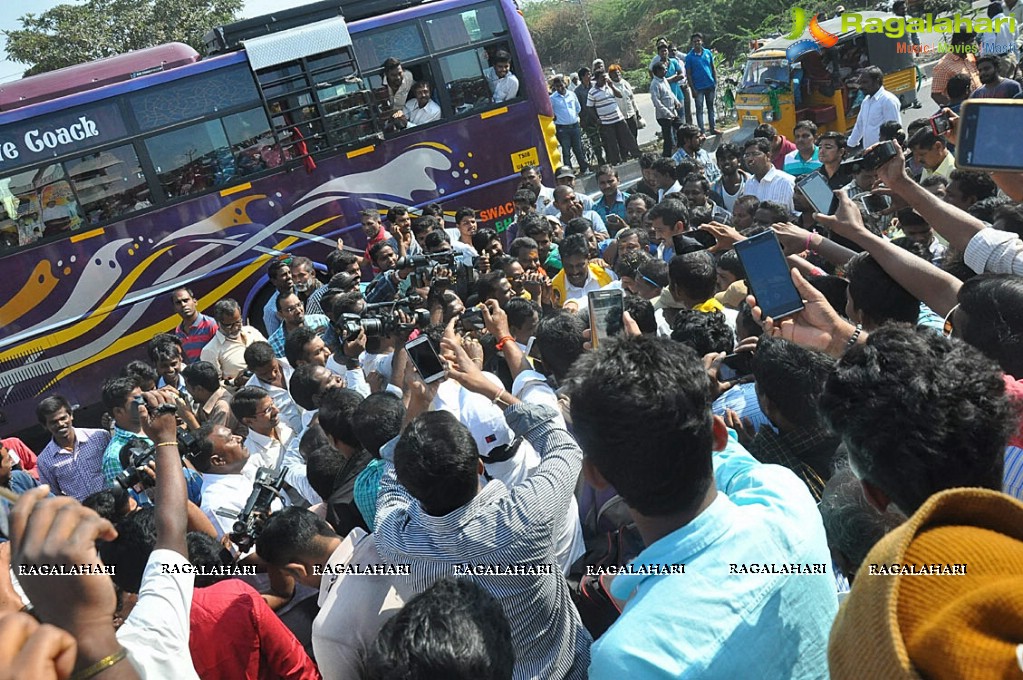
[0, 0, 317, 83]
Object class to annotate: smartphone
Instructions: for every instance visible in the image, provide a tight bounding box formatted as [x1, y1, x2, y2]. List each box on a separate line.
[795, 171, 838, 216]
[930, 110, 951, 136]
[858, 192, 890, 214]
[957, 99, 1023, 171]
[718, 352, 753, 383]
[733, 230, 804, 320]
[587, 289, 625, 348]
[405, 335, 446, 383]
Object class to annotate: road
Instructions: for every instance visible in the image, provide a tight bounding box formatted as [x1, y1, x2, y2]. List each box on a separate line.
[577, 60, 940, 195]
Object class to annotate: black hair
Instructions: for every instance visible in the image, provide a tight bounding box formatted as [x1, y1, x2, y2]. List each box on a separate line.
[100, 506, 156, 593]
[994, 202, 1023, 238]
[743, 137, 772, 156]
[455, 207, 476, 224]
[736, 301, 762, 341]
[147, 333, 183, 364]
[394, 411, 480, 516]
[966, 195, 1011, 223]
[715, 142, 742, 161]
[716, 249, 745, 281]
[614, 244, 651, 279]
[625, 193, 654, 212]
[243, 341, 276, 371]
[806, 275, 850, 319]
[472, 228, 500, 253]
[624, 294, 656, 334]
[673, 158, 700, 184]
[231, 385, 268, 422]
[255, 507, 339, 567]
[289, 363, 325, 410]
[187, 532, 234, 588]
[647, 198, 689, 230]
[352, 393, 405, 457]
[558, 233, 589, 260]
[513, 188, 537, 206]
[519, 214, 552, 240]
[669, 251, 717, 303]
[637, 258, 669, 288]
[821, 325, 1014, 514]
[957, 273, 1023, 377]
[477, 271, 510, 305]
[182, 361, 220, 393]
[361, 577, 514, 680]
[752, 336, 834, 427]
[122, 360, 158, 387]
[878, 120, 905, 145]
[639, 152, 658, 169]
[411, 215, 438, 237]
[505, 297, 541, 332]
[83, 488, 133, 524]
[754, 200, 790, 224]
[816, 131, 847, 149]
[650, 156, 676, 178]
[907, 126, 942, 150]
[569, 336, 714, 516]
[101, 376, 136, 411]
[670, 309, 734, 355]
[191, 422, 218, 473]
[369, 240, 394, 265]
[564, 217, 594, 238]
[533, 312, 586, 382]
[300, 424, 331, 458]
[844, 252, 919, 326]
[318, 388, 365, 449]
[307, 444, 347, 500]
[945, 72, 972, 99]
[794, 119, 819, 136]
[753, 123, 778, 141]
[509, 237, 539, 258]
[268, 259, 290, 280]
[385, 205, 409, 223]
[284, 326, 318, 367]
[424, 230, 451, 251]
[949, 169, 998, 204]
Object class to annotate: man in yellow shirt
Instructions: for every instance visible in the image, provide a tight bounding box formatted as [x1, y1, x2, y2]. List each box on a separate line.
[551, 234, 615, 310]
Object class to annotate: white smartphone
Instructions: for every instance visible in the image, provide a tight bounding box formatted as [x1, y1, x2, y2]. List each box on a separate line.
[405, 335, 446, 383]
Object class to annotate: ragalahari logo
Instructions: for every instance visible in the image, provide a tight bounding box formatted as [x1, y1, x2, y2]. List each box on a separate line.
[787, 7, 840, 47]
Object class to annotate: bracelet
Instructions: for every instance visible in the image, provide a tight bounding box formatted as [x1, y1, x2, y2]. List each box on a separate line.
[844, 324, 863, 353]
[71, 647, 128, 680]
[495, 335, 515, 351]
[155, 441, 179, 448]
[804, 232, 813, 253]
[492, 389, 506, 405]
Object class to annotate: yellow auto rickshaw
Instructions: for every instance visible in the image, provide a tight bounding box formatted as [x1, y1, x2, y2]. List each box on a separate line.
[734, 11, 918, 140]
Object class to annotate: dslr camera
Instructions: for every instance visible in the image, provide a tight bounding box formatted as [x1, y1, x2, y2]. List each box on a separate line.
[226, 466, 287, 552]
[395, 251, 457, 288]
[336, 294, 431, 341]
[113, 429, 202, 491]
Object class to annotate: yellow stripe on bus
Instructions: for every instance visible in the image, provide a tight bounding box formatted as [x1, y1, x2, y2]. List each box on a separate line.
[481, 107, 509, 119]
[70, 228, 104, 243]
[219, 183, 252, 197]
[347, 145, 375, 159]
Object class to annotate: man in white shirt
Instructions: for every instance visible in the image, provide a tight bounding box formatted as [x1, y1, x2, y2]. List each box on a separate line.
[403, 80, 441, 127]
[520, 164, 556, 213]
[244, 341, 304, 433]
[233, 386, 321, 505]
[740, 137, 795, 213]
[200, 298, 267, 383]
[487, 50, 520, 102]
[651, 156, 682, 200]
[847, 66, 902, 150]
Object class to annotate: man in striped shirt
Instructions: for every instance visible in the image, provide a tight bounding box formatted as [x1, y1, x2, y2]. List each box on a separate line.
[587, 70, 640, 165]
[172, 287, 218, 363]
[374, 337, 591, 679]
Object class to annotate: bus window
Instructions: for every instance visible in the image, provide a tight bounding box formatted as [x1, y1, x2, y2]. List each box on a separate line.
[438, 45, 506, 115]
[423, 5, 505, 52]
[2, 164, 83, 245]
[65, 145, 149, 224]
[353, 23, 427, 70]
[221, 108, 276, 176]
[129, 64, 261, 132]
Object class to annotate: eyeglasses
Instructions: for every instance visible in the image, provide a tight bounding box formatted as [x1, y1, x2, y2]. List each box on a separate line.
[942, 303, 959, 337]
[743, 151, 764, 159]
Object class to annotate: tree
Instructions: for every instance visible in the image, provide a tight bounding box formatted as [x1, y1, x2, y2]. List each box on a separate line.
[4, 0, 242, 77]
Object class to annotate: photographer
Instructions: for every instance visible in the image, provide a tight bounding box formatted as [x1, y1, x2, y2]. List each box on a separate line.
[423, 230, 479, 304]
[365, 241, 415, 305]
[13, 389, 199, 678]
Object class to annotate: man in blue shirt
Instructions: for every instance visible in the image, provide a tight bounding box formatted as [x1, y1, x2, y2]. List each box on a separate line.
[570, 337, 837, 679]
[593, 165, 629, 232]
[550, 76, 589, 174]
[684, 33, 721, 135]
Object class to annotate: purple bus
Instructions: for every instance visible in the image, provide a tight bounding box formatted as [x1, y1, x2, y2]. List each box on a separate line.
[0, 0, 562, 440]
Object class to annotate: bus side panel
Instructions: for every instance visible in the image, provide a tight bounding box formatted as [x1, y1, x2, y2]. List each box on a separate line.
[0, 99, 551, 438]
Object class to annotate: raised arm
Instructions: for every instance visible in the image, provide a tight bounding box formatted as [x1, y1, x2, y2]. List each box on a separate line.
[139, 390, 188, 557]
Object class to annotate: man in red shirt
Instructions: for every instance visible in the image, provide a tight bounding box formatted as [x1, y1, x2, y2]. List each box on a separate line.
[753, 123, 797, 171]
[188, 533, 320, 680]
[358, 209, 397, 273]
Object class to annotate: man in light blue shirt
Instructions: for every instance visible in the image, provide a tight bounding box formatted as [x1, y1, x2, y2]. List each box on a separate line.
[570, 336, 837, 679]
[550, 76, 589, 174]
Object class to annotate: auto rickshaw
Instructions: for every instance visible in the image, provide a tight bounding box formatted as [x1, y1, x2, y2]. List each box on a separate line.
[734, 11, 918, 141]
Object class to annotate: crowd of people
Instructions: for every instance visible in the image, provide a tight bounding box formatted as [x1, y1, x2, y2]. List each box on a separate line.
[3, 27, 1023, 680]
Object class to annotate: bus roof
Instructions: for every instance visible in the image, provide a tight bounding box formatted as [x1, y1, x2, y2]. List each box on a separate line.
[751, 11, 894, 56]
[0, 43, 200, 113]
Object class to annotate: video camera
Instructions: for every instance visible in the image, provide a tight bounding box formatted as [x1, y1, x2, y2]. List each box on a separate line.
[395, 250, 458, 288]
[336, 294, 431, 341]
[113, 429, 202, 491]
[221, 466, 287, 553]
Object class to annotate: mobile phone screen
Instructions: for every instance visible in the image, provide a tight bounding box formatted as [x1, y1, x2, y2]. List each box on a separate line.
[588, 289, 624, 348]
[860, 193, 890, 214]
[958, 101, 1023, 171]
[796, 172, 837, 215]
[734, 231, 804, 320]
[405, 337, 445, 383]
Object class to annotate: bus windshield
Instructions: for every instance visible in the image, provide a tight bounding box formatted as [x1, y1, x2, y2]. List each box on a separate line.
[741, 58, 790, 91]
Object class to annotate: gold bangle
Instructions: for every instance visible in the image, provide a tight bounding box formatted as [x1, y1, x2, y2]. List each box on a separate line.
[71, 647, 128, 680]
[155, 441, 179, 448]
